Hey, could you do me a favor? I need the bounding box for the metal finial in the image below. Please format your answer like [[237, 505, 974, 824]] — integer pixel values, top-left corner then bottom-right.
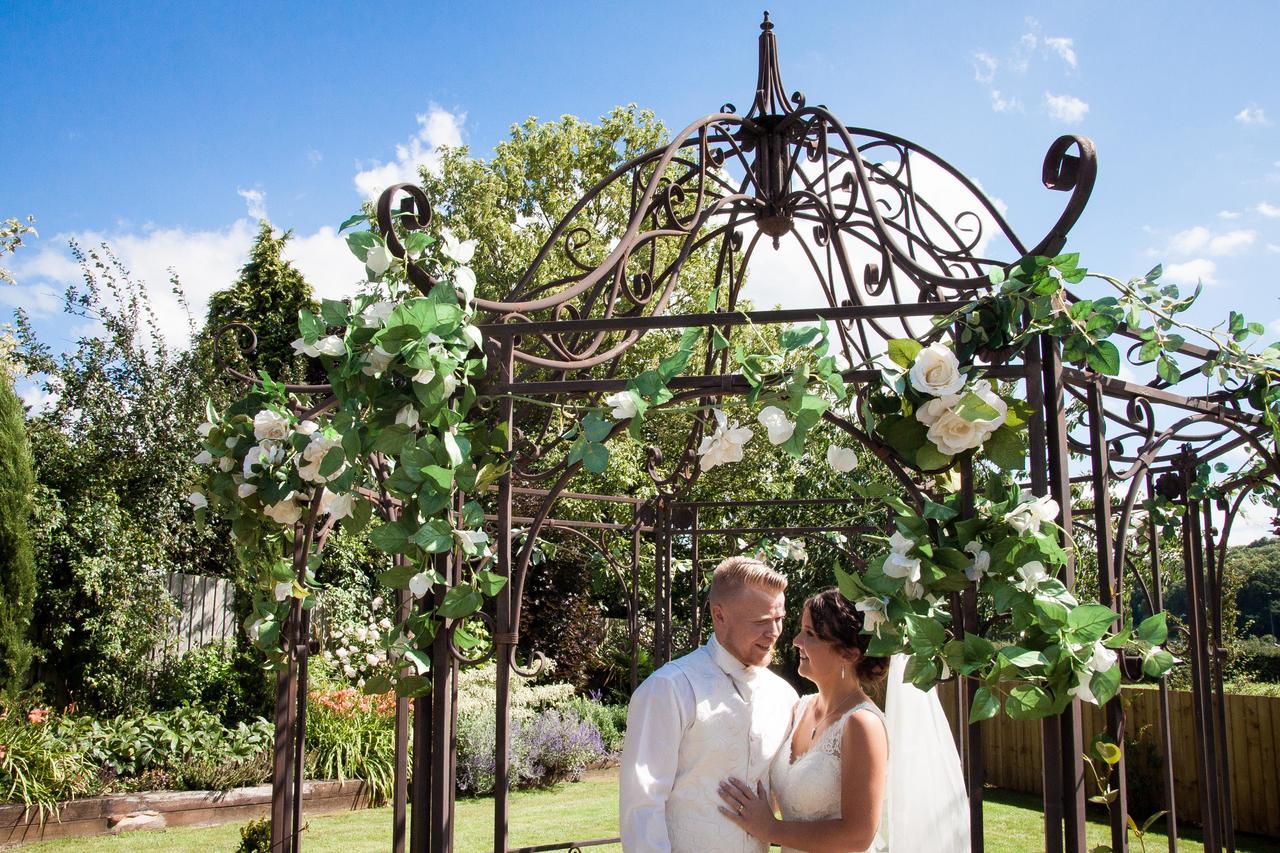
[[761, 11, 773, 31]]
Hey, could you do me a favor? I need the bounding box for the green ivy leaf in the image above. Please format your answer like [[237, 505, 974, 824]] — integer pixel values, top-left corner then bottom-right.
[[982, 425, 1025, 471], [969, 687, 1000, 723], [582, 411, 612, 443], [297, 310, 325, 344], [999, 646, 1048, 669], [1033, 597, 1070, 629], [582, 442, 610, 473], [1142, 648, 1176, 678], [886, 339, 923, 370], [396, 675, 432, 698], [412, 519, 454, 554], [476, 570, 508, 596], [369, 522, 412, 555], [1091, 664, 1121, 705], [1067, 604, 1119, 643], [438, 584, 483, 619], [1136, 612, 1168, 645], [1006, 684, 1053, 720]]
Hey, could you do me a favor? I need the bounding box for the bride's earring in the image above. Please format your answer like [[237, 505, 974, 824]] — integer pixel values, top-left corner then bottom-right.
[[841, 666, 846, 680]]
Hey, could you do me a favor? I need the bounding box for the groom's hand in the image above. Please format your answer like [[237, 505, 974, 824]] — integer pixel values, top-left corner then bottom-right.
[[717, 777, 776, 840]]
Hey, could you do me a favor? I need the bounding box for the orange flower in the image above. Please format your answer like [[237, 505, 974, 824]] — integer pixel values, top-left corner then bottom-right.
[[27, 707, 49, 725], [0, 744, 8, 762]]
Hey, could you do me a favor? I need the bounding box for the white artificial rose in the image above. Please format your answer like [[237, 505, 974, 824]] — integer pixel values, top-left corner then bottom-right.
[[605, 391, 638, 420], [395, 405, 420, 429], [855, 597, 888, 636], [264, 497, 303, 526], [273, 580, 294, 602], [757, 406, 795, 445], [217, 455, 235, 473], [440, 228, 476, 265], [909, 342, 965, 397], [412, 368, 436, 385], [1005, 491, 1061, 535], [914, 394, 962, 427], [454, 529, 489, 553], [296, 433, 346, 483], [1015, 560, 1050, 592], [371, 596, 383, 610], [785, 539, 808, 564], [964, 540, 991, 582], [187, 491, 207, 509], [903, 579, 926, 600], [225, 436, 239, 449], [321, 492, 355, 520], [193, 450, 214, 466], [291, 338, 321, 358], [408, 571, 432, 599], [197, 421, 214, 437], [926, 409, 986, 456], [242, 442, 284, 480], [696, 409, 753, 471], [972, 383, 1009, 437], [314, 335, 347, 357], [237, 482, 258, 499], [361, 345, 394, 377], [295, 420, 320, 436], [1069, 675, 1099, 705], [1086, 640, 1117, 674], [826, 444, 859, 473], [440, 373, 458, 398], [253, 409, 291, 441], [454, 266, 477, 304], [883, 552, 922, 584], [888, 530, 914, 554], [360, 301, 395, 328], [366, 244, 394, 276]]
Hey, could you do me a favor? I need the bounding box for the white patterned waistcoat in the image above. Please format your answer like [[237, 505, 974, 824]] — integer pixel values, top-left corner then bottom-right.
[[663, 638, 797, 853]]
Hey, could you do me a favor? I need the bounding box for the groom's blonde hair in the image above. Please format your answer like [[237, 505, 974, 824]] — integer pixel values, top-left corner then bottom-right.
[[707, 556, 787, 605]]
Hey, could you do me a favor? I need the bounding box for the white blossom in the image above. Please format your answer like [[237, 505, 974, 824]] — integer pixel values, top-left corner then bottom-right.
[[359, 301, 395, 328], [855, 597, 888, 636], [412, 368, 436, 385], [1068, 674, 1099, 705], [394, 405, 420, 429], [320, 492, 355, 520], [296, 420, 320, 436], [964, 540, 991, 582], [292, 337, 321, 358], [785, 538, 808, 564], [926, 408, 987, 456], [366, 243, 394, 276], [408, 571, 432, 599], [242, 442, 285, 479], [915, 394, 962, 427], [888, 530, 914, 554], [225, 436, 239, 448], [237, 482, 258, 499], [187, 491, 207, 509], [883, 551, 922, 584], [1015, 560, 1050, 592], [253, 409, 291, 441], [365, 652, 380, 667], [197, 421, 214, 437], [193, 450, 214, 466], [343, 664, 357, 678], [264, 496, 303, 525], [296, 433, 346, 483], [1085, 640, 1117, 674], [1005, 491, 1061, 535], [909, 343, 966, 397], [314, 335, 347, 357], [605, 391, 638, 420], [454, 529, 489, 552], [441, 228, 477, 265], [273, 580, 294, 602], [217, 455, 235, 473], [825, 444, 859, 473], [903, 579, 926, 600], [361, 345, 394, 377], [454, 266, 477, 304], [371, 596, 383, 610], [696, 409, 754, 471], [757, 406, 796, 445]]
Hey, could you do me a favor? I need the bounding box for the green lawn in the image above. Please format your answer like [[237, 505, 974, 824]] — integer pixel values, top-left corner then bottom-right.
[[16, 771, 1280, 852]]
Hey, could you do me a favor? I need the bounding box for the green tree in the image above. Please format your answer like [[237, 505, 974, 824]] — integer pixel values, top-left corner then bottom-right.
[[201, 221, 319, 386], [0, 372, 36, 694]]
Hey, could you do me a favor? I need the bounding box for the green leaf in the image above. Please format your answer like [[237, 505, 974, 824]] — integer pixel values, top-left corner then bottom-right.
[[476, 570, 508, 596], [969, 687, 1000, 722], [916, 442, 952, 470], [780, 325, 823, 351], [904, 654, 940, 689], [362, 674, 393, 695], [955, 391, 1001, 422], [582, 411, 612, 443], [396, 675, 431, 698], [921, 498, 959, 522], [412, 519, 454, 553], [369, 522, 412, 555], [886, 339, 923, 369], [443, 432, 464, 467], [339, 213, 367, 232], [1085, 341, 1121, 376], [1136, 612, 1168, 645], [345, 230, 377, 262], [999, 647, 1048, 669], [1068, 604, 1119, 643], [438, 584, 483, 619], [297, 310, 325, 344], [1033, 597, 1070, 629], [1006, 684, 1053, 720], [982, 425, 1025, 471], [1142, 648, 1176, 678], [1091, 664, 1121, 705], [376, 564, 420, 588], [582, 442, 610, 473]]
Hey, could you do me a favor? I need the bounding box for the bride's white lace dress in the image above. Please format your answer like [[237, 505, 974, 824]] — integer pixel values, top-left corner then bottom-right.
[[769, 694, 889, 853]]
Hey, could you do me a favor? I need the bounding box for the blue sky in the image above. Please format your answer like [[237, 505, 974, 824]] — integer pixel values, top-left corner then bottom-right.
[[4, 2, 1280, 525]]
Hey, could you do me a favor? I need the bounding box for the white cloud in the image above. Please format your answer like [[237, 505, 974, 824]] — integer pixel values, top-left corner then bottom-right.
[[353, 106, 465, 199], [990, 90, 1022, 113], [1235, 106, 1271, 126], [1163, 258, 1217, 286], [1267, 244, 1280, 254], [1255, 201, 1280, 218], [17, 380, 60, 413], [1207, 229, 1256, 255], [1045, 92, 1089, 123], [306, 148, 323, 166], [1168, 225, 1210, 255], [1044, 37, 1077, 68], [237, 188, 267, 220], [1218, 210, 1241, 220], [972, 51, 997, 83], [283, 227, 365, 302]]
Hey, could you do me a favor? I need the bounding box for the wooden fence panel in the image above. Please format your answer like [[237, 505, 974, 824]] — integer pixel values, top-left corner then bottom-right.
[[152, 573, 238, 661], [936, 683, 1280, 836]]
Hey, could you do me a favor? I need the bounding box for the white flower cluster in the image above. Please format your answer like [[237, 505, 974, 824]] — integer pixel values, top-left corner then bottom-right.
[[908, 343, 1008, 456], [322, 606, 394, 687]]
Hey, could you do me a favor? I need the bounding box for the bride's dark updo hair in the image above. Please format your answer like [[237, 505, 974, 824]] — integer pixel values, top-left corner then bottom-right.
[[804, 587, 891, 684]]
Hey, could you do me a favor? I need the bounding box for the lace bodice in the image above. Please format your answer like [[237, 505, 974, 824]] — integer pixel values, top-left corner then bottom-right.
[[769, 694, 889, 853]]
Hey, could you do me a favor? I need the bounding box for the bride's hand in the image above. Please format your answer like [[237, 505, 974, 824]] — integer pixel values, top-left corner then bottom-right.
[[717, 777, 775, 840]]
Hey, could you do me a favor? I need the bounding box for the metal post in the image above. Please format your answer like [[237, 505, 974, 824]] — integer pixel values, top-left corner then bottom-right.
[[392, 580, 410, 853], [1087, 382, 1128, 852], [493, 336, 516, 853], [1201, 500, 1235, 852], [630, 526, 640, 694], [429, 547, 456, 853], [1147, 474, 1178, 853], [958, 458, 985, 853]]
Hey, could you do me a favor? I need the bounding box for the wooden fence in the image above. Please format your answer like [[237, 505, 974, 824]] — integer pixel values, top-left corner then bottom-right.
[[151, 573, 238, 659], [936, 682, 1280, 837]]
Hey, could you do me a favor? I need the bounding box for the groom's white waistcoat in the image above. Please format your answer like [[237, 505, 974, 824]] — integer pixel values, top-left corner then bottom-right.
[[619, 635, 798, 853]]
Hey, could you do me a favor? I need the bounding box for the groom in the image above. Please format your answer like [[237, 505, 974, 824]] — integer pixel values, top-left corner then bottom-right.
[[620, 556, 797, 852]]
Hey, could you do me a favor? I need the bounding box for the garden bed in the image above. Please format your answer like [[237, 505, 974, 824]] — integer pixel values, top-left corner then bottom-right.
[[0, 779, 369, 846]]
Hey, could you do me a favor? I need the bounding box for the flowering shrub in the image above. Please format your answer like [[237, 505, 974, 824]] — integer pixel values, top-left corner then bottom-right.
[[320, 608, 394, 689], [456, 661, 575, 720], [304, 687, 396, 806], [456, 707, 606, 795], [0, 704, 96, 815]]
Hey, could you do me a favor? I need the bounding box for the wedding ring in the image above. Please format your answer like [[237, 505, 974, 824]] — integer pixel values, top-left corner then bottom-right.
[[737, 805, 744, 814]]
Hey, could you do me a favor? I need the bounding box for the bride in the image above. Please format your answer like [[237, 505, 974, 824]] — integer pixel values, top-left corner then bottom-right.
[[717, 588, 970, 852]]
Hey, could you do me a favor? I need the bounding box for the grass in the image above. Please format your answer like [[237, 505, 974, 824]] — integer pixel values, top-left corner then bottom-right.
[[15, 770, 1280, 852]]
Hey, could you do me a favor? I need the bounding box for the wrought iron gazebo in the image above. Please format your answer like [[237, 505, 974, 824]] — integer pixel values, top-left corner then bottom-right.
[[258, 14, 1267, 853]]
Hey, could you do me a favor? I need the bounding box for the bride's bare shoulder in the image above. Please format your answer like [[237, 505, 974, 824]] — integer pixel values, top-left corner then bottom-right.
[[841, 707, 888, 758]]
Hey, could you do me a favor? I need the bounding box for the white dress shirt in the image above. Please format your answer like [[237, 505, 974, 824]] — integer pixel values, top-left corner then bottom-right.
[[619, 635, 798, 852]]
